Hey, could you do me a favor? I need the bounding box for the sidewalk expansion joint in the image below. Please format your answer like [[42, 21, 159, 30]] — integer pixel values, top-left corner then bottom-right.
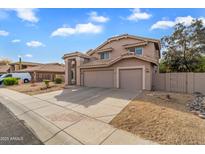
[[33, 95, 115, 125], [99, 128, 117, 145], [44, 119, 84, 144]]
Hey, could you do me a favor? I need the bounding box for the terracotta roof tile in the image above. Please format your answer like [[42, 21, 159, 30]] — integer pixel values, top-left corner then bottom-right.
[[80, 54, 158, 68], [16, 63, 65, 73], [10, 61, 42, 66], [0, 65, 10, 73], [62, 52, 91, 59], [81, 59, 112, 67]]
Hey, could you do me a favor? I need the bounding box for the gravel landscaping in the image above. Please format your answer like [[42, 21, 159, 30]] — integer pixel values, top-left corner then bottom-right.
[[110, 91, 205, 144], [187, 92, 205, 118], [6, 82, 65, 95]]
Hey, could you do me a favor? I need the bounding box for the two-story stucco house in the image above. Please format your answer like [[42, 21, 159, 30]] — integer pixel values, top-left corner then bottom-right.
[[63, 34, 160, 91]]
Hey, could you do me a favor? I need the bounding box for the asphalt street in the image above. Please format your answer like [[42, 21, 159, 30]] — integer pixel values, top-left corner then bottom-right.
[[0, 102, 43, 145]]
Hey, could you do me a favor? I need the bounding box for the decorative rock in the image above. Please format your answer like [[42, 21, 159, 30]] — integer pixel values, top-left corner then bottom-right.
[[199, 114, 205, 119], [187, 92, 205, 118]]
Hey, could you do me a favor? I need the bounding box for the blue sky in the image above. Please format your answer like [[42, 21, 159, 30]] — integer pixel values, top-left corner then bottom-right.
[[1, 8, 205, 63]]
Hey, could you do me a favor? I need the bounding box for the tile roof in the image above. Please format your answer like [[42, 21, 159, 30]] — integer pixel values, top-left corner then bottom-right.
[[10, 61, 42, 66], [123, 41, 148, 48], [62, 51, 91, 59], [80, 53, 158, 68], [81, 59, 112, 67], [87, 34, 160, 56], [16, 63, 65, 73], [107, 34, 160, 43], [0, 65, 10, 73]]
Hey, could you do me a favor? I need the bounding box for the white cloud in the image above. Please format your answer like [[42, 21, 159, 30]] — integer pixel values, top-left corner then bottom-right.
[[51, 22, 103, 37], [51, 27, 76, 36], [89, 11, 109, 23], [11, 39, 21, 43], [15, 9, 38, 23], [18, 54, 33, 58], [0, 30, 9, 36], [24, 54, 33, 58], [151, 16, 205, 30], [26, 41, 45, 47], [5, 8, 39, 23], [127, 8, 152, 21], [151, 21, 175, 30], [175, 16, 195, 26]]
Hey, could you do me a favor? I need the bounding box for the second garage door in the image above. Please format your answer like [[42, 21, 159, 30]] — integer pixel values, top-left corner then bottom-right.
[[119, 68, 142, 91], [84, 70, 114, 88]]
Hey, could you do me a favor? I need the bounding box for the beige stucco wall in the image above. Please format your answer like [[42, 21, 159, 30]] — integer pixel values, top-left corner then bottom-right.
[[64, 37, 159, 90], [80, 58, 152, 90], [90, 37, 158, 63], [64, 59, 69, 85]]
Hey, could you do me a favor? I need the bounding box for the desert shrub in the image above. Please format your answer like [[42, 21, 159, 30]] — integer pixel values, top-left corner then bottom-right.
[[54, 78, 62, 84], [43, 80, 51, 88], [3, 77, 19, 86]]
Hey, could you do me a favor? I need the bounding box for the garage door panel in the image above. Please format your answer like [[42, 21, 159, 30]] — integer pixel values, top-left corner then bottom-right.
[[119, 69, 142, 91], [84, 70, 114, 88], [84, 71, 97, 87]]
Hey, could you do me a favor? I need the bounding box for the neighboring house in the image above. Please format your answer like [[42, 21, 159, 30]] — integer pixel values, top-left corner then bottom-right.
[[16, 63, 65, 82], [10, 61, 42, 72], [63, 34, 160, 91], [0, 65, 10, 75]]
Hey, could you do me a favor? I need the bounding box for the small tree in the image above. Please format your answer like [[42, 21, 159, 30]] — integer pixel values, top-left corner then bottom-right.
[[161, 19, 205, 72], [43, 80, 50, 89], [159, 59, 169, 73], [195, 56, 205, 72], [0, 58, 11, 66], [54, 78, 62, 84]]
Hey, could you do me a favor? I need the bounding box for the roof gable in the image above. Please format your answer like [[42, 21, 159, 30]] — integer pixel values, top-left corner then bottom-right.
[[87, 34, 160, 56]]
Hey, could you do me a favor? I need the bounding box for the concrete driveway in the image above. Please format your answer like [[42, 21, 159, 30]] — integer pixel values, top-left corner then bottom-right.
[[0, 87, 156, 144], [34, 86, 138, 123]]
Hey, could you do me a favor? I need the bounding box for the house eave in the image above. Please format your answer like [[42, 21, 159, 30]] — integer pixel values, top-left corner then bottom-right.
[[80, 55, 158, 69], [62, 52, 91, 60], [123, 42, 148, 49], [96, 47, 113, 53]]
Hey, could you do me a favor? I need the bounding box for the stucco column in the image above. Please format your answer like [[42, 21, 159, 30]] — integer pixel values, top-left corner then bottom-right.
[[65, 59, 72, 85], [75, 57, 84, 86]]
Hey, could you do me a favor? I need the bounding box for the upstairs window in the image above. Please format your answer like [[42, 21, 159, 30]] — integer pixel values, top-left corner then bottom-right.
[[134, 47, 143, 55], [100, 52, 110, 59]]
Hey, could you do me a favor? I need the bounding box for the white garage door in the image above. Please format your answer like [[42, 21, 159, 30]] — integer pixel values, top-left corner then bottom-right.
[[84, 70, 114, 88], [119, 69, 142, 91]]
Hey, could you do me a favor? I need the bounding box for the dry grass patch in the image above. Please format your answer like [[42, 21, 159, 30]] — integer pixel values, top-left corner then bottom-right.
[[6, 82, 65, 95], [110, 91, 205, 144], [137, 91, 193, 113]]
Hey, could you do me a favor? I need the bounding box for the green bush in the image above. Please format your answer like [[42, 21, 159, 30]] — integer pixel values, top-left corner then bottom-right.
[[3, 77, 19, 86], [43, 80, 51, 88], [54, 78, 62, 84]]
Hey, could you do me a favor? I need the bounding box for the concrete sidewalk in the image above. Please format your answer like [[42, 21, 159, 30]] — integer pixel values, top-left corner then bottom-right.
[[0, 101, 43, 145], [0, 88, 156, 145]]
